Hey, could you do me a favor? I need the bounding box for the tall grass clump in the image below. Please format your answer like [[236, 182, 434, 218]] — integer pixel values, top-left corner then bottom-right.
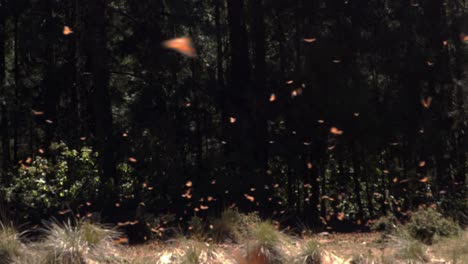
[[241, 221, 288, 264], [293, 239, 321, 264], [0, 222, 24, 264], [41, 219, 117, 264]]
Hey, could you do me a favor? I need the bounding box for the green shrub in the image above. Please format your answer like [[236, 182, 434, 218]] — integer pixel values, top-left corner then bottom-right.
[[405, 208, 461, 244], [4, 142, 101, 220], [211, 209, 260, 243], [370, 214, 398, 233], [440, 194, 468, 227], [188, 216, 206, 240]]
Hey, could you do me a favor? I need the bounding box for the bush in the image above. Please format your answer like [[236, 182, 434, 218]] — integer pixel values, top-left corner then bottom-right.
[[211, 209, 260, 243], [370, 214, 398, 233], [4, 143, 101, 221], [405, 208, 461, 244]]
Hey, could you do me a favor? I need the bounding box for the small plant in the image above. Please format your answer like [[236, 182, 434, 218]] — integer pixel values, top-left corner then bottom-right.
[[398, 239, 429, 263], [405, 208, 461, 244], [251, 222, 279, 249], [294, 239, 321, 264], [0, 222, 24, 264], [188, 215, 206, 241], [349, 254, 366, 264], [245, 221, 287, 264], [182, 244, 202, 264]]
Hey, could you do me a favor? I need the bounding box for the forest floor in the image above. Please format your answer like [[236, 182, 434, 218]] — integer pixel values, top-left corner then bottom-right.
[[110, 230, 468, 264]]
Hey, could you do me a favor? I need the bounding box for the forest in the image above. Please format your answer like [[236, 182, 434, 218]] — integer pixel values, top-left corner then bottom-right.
[[0, 0, 467, 263]]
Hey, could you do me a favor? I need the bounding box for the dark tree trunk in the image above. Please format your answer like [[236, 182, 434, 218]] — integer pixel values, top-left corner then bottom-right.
[[251, 0, 270, 210], [12, 14, 19, 162], [43, 0, 59, 147], [215, 0, 224, 89], [84, 0, 118, 189], [0, 0, 10, 176], [226, 0, 253, 209]]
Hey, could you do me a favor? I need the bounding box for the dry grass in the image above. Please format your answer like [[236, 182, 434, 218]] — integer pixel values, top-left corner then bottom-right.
[[0, 221, 25, 264]]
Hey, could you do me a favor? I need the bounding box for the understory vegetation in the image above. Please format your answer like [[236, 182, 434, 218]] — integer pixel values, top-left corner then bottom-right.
[[0, 208, 465, 264]]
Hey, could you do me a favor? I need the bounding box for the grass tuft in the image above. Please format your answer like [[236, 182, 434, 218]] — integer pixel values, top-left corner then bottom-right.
[[294, 239, 321, 264], [0, 222, 24, 264], [41, 219, 118, 264]]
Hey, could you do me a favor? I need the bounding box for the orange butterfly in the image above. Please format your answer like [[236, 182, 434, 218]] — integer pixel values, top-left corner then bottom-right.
[[421, 97, 432, 108], [162, 37, 197, 57], [330, 127, 344, 135], [269, 93, 276, 102], [63, 26, 73, 35], [303, 38, 317, 43]]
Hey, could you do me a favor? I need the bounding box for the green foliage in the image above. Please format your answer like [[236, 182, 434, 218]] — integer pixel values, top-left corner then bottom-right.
[[4, 143, 100, 220], [246, 221, 287, 264], [405, 208, 461, 244], [188, 216, 205, 240], [211, 209, 261, 243], [251, 222, 280, 249], [370, 214, 398, 233], [440, 194, 468, 227]]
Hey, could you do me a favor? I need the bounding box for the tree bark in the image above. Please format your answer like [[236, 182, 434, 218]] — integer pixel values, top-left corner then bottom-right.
[[84, 0, 118, 187], [0, 0, 10, 176]]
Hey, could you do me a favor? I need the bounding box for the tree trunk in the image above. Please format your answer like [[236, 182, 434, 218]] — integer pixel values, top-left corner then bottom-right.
[[84, 0, 118, 188], [0, 0, 10, 176]]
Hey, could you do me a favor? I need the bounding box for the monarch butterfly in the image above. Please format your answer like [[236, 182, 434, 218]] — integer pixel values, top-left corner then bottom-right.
[[162, 37, 197, 58], [63, 26, 73, 35]]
